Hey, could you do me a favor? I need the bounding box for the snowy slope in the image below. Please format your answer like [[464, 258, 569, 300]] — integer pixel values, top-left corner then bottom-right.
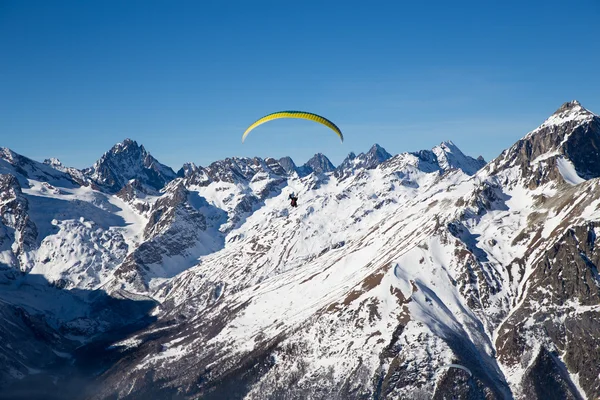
[[90, 144, 508, 399]]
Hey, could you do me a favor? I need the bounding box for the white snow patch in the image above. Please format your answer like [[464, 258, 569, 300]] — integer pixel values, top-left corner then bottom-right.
[[556, 157, 585, 185]]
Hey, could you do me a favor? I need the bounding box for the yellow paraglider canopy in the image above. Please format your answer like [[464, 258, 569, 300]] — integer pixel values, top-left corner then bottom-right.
[[242, 111, 343, 143]]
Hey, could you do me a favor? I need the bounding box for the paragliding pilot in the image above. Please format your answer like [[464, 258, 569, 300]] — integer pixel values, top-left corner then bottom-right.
[[288, 192, 298, 208]]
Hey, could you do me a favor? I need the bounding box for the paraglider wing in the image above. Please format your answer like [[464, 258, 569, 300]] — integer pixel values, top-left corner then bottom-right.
[[242, 111, 343, 143]]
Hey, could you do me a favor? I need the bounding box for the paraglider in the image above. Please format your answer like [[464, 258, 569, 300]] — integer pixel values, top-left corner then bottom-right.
[[288, 192, 298, 207], [242, 111, 343, 143]]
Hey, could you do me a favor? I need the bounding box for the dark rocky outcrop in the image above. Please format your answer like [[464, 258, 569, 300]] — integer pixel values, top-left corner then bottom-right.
[[83, 139, 176, 193]]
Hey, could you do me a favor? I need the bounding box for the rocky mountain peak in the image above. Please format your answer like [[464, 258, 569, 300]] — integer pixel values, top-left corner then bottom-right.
[[204, 157, 261, 183], [551, 100, 587, 116], [43, 158, 63, 168], [84, 139, 176, 193], [0, 147, 16, 163], [278, 156, 297, 175], [533, 100, 595, 133], [177, 162, 201, 178], [436, 140, 457, 151], [187, 156, 288, 185], [431, 141, 486, 176], [366, 143, 392, 165], [335, 144, 393, 179], [112, 138, 141, 153], [264, 157, 287, 176], [368, 143, 388, 155], [489, 101, 599, 187], [301, 153, 335, 175]]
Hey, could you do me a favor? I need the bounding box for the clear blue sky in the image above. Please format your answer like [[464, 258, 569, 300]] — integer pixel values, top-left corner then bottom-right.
[[1, 0, 599, 170]]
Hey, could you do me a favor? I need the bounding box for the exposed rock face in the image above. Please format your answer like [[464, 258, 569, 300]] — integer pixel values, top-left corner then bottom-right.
[[520, 347, 581, 400], [83, 139, 176, 193], [112, 180, 224, 292], [298, 153, 336, 176], [495, 213, 600, 399], [115, 179, 149, 203], [278, 156, 298, 175], [335, 144, 393, 179], [564, 119, 600, 179], [176, 162, 212, 187], [115, 179, 155, 215], [0, 174, 38, 271], [264, 157, 287, 177], [183, 156, 286, 185], [142, 182, 205, 241], [489, 100, 599, 188]]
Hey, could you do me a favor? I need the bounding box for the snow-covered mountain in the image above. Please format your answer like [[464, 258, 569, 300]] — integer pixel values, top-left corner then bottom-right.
[[488, 100, 599, 187], [335, 143, 393, 179], [83, 138, 177, 193], [335, 141, 485, 181], [298, 153, 336, 176], [1, 101, 600, 400]]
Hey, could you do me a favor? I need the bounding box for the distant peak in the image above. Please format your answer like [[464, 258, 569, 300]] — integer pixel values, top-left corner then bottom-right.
[[528, 100, 596, 135], [434, 140, 461, 155], [367, 143, 392, 160], [367, 143, 388, 154], [430, 141, 486, 175], [278, 156, 296, 165], [553, 100, 584, 115], [180, 162, 199, 174], [0, 147, 18, 163], [111, 138, 142, 154], [278, 156, 297, 175], [552, 100, 597, 120], [182, 161, 197, 169], [177, 162, 201, 178], [439, 140, 456, 147], [306, 153, 332, 164], [306, 153, 331, 165], [0, 147, 14, 156], [86, 139, 176, 192], [121, 138, 137, 146], [43, 157, 63, 167], [302, 153, 335, 174]]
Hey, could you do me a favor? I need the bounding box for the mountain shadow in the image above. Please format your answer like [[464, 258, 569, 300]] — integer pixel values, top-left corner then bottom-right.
[[0, 272, 158, 400]]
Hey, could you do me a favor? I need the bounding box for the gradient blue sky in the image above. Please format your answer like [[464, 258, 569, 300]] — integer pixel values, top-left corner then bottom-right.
[[1, 0, 599, 170]]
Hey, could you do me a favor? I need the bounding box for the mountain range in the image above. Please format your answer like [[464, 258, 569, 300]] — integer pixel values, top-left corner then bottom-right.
[[0, 100, 599, 399]]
